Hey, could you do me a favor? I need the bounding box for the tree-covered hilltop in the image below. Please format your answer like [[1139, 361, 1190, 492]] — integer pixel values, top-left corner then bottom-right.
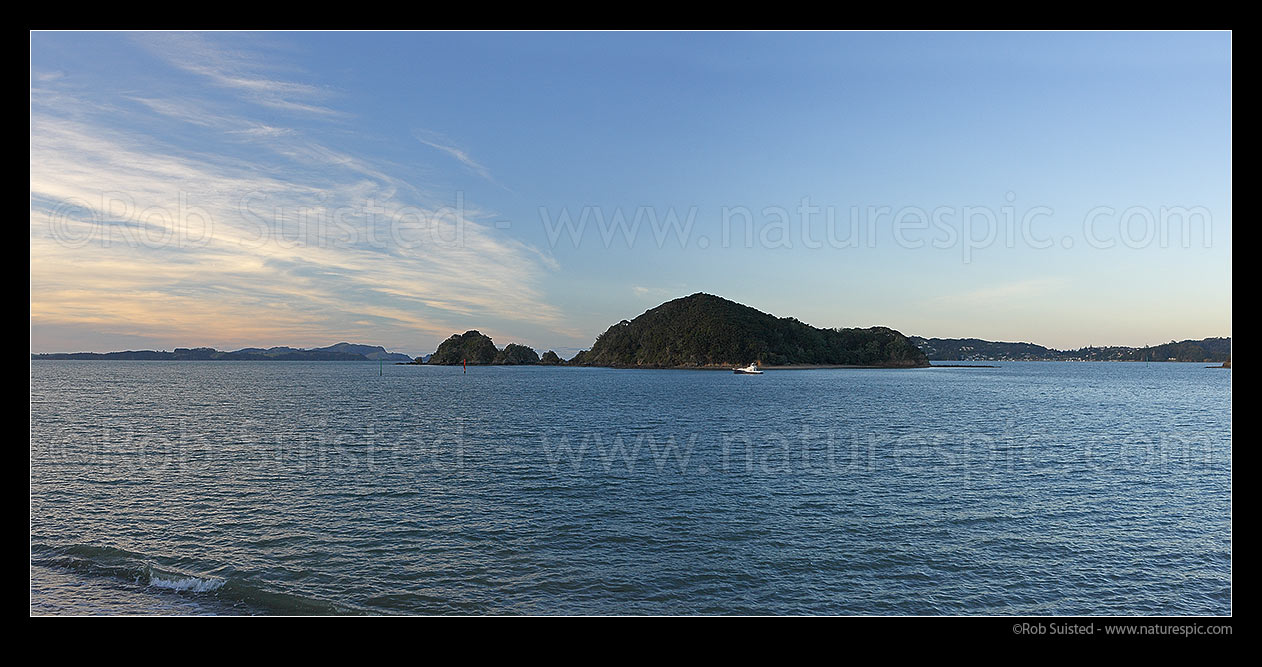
[[427, 330, 498, 364], [1114, 338, 1231, 362], [570, 293, 929, 368], [539, 350, 563, 365], [494, 343, 541, 365]]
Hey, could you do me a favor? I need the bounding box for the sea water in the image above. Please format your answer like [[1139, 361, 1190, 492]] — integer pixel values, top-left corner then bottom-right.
[[30, 361, 1231, 615]]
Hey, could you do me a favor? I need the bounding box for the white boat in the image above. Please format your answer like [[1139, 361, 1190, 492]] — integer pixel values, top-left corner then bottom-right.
[[733, 363, 763, 374]]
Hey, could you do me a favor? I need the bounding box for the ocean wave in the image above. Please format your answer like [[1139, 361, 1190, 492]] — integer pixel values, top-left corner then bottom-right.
[[31, 543, 340, 615], [147, 568, 225, 593]]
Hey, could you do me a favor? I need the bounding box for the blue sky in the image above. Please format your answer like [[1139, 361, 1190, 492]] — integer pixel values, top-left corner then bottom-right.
[[30, 31, 1231, 355]]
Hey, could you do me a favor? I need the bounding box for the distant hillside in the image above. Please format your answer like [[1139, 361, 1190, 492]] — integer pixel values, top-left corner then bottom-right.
[[234, 342, 412, 363], [911, 336, 1231, 363], [312, 343, 412, 363], [571, 293, 928, 368], [32, 342, 412, 362], [909, 337, 1058, 361]]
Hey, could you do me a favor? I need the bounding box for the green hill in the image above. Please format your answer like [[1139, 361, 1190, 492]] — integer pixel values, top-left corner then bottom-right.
[[570, 293, 928, 368]]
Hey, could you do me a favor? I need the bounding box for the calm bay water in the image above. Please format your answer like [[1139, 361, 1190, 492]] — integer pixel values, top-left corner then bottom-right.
[[30, 361, 1231, 615]]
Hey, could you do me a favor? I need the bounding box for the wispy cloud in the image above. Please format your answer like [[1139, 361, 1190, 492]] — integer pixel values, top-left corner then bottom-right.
[[133, 32, 343, 117], [30, 34, 562, 354], [414, 130, 497, 184]]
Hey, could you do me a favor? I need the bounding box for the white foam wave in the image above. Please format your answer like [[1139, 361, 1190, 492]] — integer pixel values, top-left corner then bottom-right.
[[148, 568, 225, 593]]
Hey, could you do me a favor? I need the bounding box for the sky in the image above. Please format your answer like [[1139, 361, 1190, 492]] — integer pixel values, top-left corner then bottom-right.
[[30, 31, 1231, 356]]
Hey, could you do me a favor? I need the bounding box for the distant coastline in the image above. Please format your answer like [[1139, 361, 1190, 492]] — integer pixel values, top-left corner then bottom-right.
[[31, 343, 412, 363], [911, 336, 1231, 363]]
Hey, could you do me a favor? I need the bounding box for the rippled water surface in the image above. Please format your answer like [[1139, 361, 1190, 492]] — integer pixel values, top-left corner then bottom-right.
[[30, 361, 1231, 615]]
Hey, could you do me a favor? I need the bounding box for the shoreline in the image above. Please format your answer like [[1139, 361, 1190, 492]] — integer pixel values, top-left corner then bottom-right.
[[422, 362, 931, 370]]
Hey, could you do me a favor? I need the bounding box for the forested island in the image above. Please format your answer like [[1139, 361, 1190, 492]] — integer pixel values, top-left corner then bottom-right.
[[567, 293, 927, 368]]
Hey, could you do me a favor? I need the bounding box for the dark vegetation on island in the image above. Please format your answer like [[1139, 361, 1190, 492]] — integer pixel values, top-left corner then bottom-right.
[[426, 330, 498, 365], [911, 336, 1232, 363], [496, 343, 541, 365], [567, 293, 927, 368]]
